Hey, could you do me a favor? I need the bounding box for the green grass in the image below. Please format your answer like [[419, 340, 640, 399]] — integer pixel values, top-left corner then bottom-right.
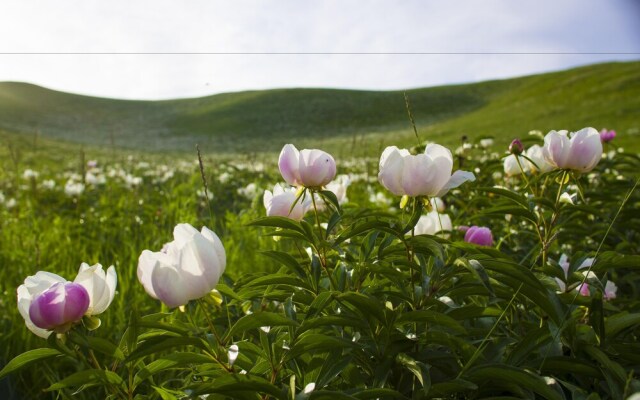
[[0, 60, 638, 154]]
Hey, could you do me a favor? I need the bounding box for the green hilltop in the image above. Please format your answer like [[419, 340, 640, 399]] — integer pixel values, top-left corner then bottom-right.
[[0, 61, 638, 154]]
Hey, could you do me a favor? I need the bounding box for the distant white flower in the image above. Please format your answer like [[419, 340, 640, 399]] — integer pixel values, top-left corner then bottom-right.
[[124, 174, 142, 188], [218, 172, 231, 183], [85, 172, 106, 185], [64, 181, 85, 197], [263, 184, 308, 220], [6, 198, 17, 209], [22, 169, 39, 180], [413, 211, 452, 236], [324, 174, 351, 204], [41, 179, 56, 190], [479, 138, 494, 148], [238, 183, 259, 199], [503, 154, 529, 176]]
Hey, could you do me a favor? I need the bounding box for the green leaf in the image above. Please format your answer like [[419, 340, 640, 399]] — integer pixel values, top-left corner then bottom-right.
[[401, 198, 423, 234], [0, 348, 62, 379], [245, 273, 312, 291], [473, 256, 565, 324], [583, 345, 627, 384], [396, 353, 430, 393], [395, 310, 466, 334], [68, 332, 124, 361], [506, 326, 552, 366], [589, 294, 605, 344], [134, 352, 214, 387], [336, 292, 385, 322], [478, 186, 529, 208], [152, 386, 179, 400], [306, 291, 335, 318], [326, 210, 342, 234], [247, 216, 306, 235], [465, 364, 562, 400], [309, 391, 358, 400], [287, 333, 356, 360], [318, 190, 341, 212], [226, 312, 299, 339], [336, 220, 401, 245], [351, 388, 408, 399], [540, 357, 602, 379], [462, 258, 496, 298], [260, 250, 307, 277], [482, 205, 537, 224], [428, 379, 478, 396], [216, 283, 244, 302], [125, 336, 210, 363], [606, 312, 640, 339], [46, 369, 123, 391], [407, 235, 445, 260], [189, 374, 285, 399], [299, 315, 368, 333]]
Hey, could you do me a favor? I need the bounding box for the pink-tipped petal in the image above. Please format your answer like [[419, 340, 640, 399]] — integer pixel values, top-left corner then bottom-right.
[[279, 144, 301, 186]]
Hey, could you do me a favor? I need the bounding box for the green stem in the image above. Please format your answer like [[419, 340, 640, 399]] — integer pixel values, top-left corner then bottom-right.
[[310, 191, 338, 290]]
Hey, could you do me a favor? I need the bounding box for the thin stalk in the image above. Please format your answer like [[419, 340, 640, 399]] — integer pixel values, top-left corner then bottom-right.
[[541, 170, 568, 268], [196, 144, 215, 223], [198, 299, 225, 347], [515, 156, 534, 196], [403, 92, 422, 147], [310, 191, 338, 290]]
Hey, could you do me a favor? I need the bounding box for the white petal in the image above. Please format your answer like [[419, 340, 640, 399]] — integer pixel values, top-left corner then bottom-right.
[[200, 226, 227, 275], [173, 223, 199, 247], [151, 263, 191, 308], [137, 250, 161, 300], [436, 170, 475, 197], [278, 144, 301, 186], [378, 147, 406, 195], [401, 154, 439, 196]]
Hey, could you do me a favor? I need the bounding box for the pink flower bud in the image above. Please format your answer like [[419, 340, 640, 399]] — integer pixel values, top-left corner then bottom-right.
[[464, 226, 493, 246], [599, 129, 616, 143], [28, 282, 89, 332], [509, 139, 524, 155]]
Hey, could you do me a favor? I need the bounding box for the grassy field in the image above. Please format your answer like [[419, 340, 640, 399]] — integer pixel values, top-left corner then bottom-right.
[[0, 61, 638, 154], [1, 61, 640, 398]]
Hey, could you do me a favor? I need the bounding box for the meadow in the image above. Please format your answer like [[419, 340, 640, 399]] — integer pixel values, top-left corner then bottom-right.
[[0, 61, 639, 399], [1, 123, 639, 399]]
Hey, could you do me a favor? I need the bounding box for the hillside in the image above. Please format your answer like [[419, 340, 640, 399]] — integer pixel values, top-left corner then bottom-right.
[[0, 61, 638, 154]]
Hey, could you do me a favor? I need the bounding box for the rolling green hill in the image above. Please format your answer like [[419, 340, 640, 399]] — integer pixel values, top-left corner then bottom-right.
[[0, 61, 638, 154]]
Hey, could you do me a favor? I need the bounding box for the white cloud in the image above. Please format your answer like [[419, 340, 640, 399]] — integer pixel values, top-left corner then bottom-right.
[[0, 0, 637, 99]]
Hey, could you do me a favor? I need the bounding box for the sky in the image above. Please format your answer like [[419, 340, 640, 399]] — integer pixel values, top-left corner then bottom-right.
[[0, 0, 638, 100]]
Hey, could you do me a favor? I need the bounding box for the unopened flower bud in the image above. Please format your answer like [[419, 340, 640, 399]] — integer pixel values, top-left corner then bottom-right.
[[509, 139, 524, 155]]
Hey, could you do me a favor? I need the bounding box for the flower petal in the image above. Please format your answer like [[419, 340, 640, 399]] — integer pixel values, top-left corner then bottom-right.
[[436, 170, 475, 197], [278, 144, 301, 186]]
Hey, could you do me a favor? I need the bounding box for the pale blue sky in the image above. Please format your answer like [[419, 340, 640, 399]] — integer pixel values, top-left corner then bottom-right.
[[0, 0, 638, 99]]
